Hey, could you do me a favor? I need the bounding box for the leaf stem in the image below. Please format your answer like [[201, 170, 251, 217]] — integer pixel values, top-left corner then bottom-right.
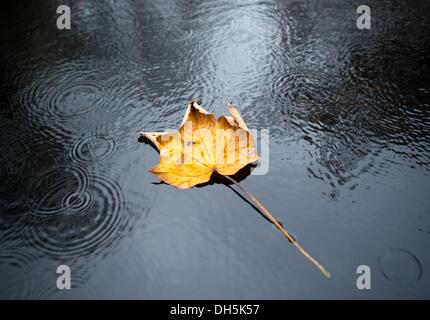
[[223, 174, 331, 278]]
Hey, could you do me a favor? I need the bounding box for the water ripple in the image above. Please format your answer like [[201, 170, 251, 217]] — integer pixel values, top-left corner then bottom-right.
[[25, 171, 135, 259], [379, 248, 423, 283], [0, 247, 40, 299], [48, 80, 104, 119], [69, 134, 117, 164], [26, 165, 91, 218], [15, 60, 110, 142]]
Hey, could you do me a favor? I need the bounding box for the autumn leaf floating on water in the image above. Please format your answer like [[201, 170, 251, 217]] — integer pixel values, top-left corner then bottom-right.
[[142, 101, 258, 188], [140, 101, 330, 278]]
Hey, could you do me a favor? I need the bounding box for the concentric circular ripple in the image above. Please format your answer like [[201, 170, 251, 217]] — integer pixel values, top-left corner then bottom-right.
[[69, 134, 117, 164], [26, 173, 135, 259], [26, 165, 90, 218], [379, 248, 423, 283], [0, 247, 40, 299], [19, 72, 105, 121], [48, 81, 104, 119], [15, 62, 109, 142]]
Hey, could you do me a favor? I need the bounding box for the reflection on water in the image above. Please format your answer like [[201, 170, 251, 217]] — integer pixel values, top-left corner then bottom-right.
[[0, 0, 429, 298]]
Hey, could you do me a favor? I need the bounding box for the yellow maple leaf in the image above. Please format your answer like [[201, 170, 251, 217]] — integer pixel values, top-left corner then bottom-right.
[[140, 101, 259, 189], [140, 101, 330, 278]]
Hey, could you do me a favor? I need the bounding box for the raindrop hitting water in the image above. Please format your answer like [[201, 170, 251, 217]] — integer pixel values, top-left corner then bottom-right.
[[379, 249, 423, 283], [25, 171, 135, 259]]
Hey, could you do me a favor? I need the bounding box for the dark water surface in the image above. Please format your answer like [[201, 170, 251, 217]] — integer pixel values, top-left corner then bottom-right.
[[1, 0, 430, 298]]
